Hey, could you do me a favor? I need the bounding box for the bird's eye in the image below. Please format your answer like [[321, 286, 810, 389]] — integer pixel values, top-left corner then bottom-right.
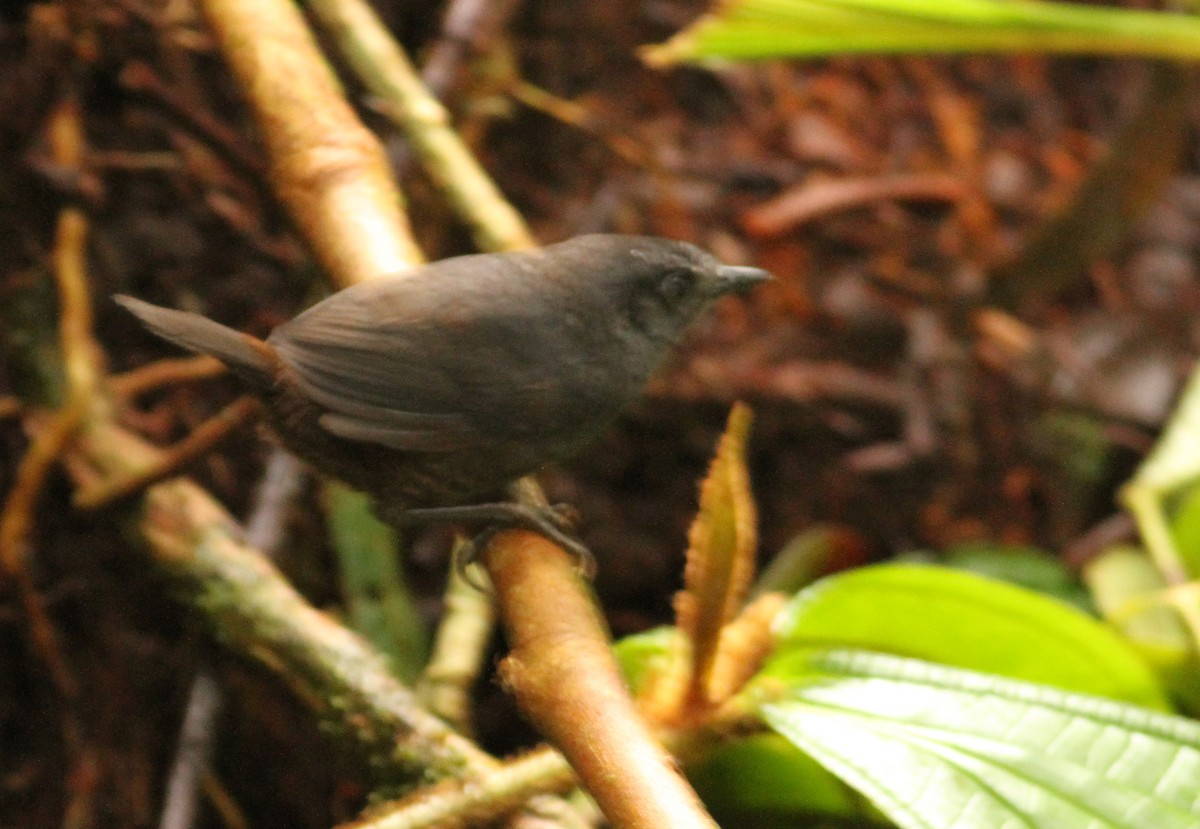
[[656, 270, 693, 305]]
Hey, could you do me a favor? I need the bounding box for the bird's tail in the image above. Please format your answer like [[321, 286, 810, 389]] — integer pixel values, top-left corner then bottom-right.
[[115, 295, 277, 386]]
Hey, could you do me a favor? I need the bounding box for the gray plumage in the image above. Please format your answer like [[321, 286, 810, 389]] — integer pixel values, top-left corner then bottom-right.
[[116, 234, 769, 522]]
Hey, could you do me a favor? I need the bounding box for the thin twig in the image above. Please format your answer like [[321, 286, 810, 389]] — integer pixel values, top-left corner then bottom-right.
[[0, 405, 85, 699], [68, 416, 495, 787], [337, 746, 575, 829], [420, 0, 520, 101], [306, 0, 535, 253], [416, 557, 496, 735], [109, 355, 227, 399], [74, 396, 261, 510], [0, 94, 101, 703], [341, 706, 768, 829], [244, 450, 307, 552], [157, 671, 223, 829], [741, 172, 964, 238], [509, 82, 647, 166], [119, 61, 265, 181]]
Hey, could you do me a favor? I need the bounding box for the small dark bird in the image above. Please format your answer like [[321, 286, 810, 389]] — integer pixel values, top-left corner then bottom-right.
[[116, 235, 769, 553]]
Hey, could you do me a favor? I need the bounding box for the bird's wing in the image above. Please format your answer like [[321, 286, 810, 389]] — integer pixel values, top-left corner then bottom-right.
[[267, 268, 565, 453], [292, 360, 482, 452]]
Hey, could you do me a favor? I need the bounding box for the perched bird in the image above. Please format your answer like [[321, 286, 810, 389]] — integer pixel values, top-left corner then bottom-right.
[[116, 234, 769, 552]]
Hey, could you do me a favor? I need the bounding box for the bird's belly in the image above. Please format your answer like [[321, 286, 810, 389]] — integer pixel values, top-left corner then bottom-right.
[[269, 379, 559, 509]]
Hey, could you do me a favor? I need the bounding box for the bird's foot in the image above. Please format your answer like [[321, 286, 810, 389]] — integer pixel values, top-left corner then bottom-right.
[[399, 501, 594, 578]]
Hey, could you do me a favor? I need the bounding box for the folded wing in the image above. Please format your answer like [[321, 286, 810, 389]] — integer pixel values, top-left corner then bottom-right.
[[267, 267, 556, 454]]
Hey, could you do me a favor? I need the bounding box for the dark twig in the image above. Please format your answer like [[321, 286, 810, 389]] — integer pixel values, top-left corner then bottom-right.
[[742, 172, 964, 239], [109, 356, 227, 399], [74, 396, 261, 510], [119, 61, 265, 181], [0, 94, 99, 704], [158, 449, 306, 829], [421, 0, 521, 101], [157, 671, 223, 829]]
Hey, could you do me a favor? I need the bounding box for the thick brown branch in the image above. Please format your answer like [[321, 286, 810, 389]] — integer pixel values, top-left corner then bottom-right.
[[198, 0, 423, 285], [487, 531, 719, 829]]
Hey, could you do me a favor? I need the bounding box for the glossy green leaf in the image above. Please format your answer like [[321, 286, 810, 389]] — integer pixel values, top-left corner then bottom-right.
[[645, 0, 1200, 65], [771, 564, 1169, 709], [757, 649, 1200, 829]]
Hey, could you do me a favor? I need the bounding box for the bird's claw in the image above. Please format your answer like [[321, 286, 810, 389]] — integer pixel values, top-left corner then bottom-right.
[[397, 500, 594, 582]]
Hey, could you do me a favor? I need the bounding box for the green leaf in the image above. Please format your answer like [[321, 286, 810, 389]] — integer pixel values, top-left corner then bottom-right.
[[1121, 360, 1200, 587], [939, 542, 1094, 612], [1169, 483, 1200, 574], [644, 0, 1200, 65], [613, 626, 678, 694], [754, 524, 868, 596], [771, 564, 1169, 709], [1127, 363, 1200, 496], [1084, 547, 1200, 713], [756, 649, 1200, 829], [324, 482, 427, 682], [687, 733, 860, 820]]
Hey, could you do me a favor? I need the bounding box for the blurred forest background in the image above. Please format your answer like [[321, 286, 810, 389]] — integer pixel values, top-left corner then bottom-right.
[[2, 1, 1199, 826]]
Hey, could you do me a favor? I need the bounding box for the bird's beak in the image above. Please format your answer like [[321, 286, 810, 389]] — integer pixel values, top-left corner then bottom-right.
[[714, 264, 772, 295]]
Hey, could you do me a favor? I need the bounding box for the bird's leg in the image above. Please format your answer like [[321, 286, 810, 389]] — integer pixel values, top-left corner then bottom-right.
[[398, 500, 594, 575]]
